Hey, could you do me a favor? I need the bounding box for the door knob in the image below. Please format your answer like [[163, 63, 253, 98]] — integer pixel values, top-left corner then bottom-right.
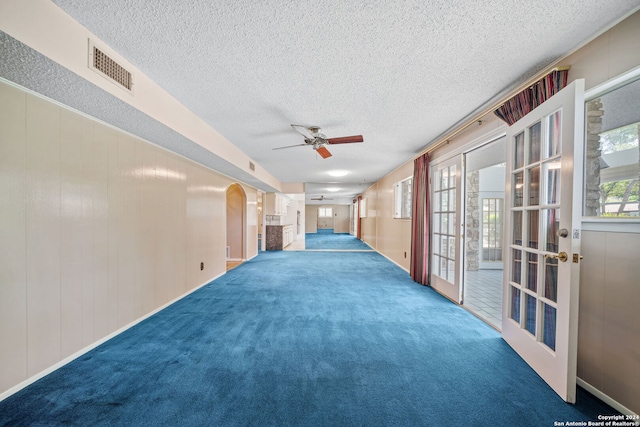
[[545, 251, 568, 262], [556, 228, 569, 238]]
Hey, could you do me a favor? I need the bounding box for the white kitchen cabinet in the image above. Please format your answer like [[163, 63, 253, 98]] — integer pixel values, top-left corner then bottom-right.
[[265, 192, 289, 216]]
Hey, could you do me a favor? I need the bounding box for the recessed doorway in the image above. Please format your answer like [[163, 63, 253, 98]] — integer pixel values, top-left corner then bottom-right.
[[226, 183, 246, 270]]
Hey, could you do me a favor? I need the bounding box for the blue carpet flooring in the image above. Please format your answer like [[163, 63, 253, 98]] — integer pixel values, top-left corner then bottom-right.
[[305, 229, 373, 250], [0, 251, 616, 426]]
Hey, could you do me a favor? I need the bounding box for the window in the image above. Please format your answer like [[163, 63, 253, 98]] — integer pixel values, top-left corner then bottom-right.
[[585, 76, 640, 217], [318, 207, 333, 217], [482, 198, 503, 261], [394, 177, 413, 218]]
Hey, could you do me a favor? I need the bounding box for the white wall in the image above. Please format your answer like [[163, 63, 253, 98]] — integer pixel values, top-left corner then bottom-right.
[[0, 81, 258, 396]]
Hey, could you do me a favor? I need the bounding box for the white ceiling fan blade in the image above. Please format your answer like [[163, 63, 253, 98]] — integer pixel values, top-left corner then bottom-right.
[[272, 143, 309, 151], [291, 124, 316, 140]]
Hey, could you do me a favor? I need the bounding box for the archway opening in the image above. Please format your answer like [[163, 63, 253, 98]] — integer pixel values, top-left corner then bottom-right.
[[226, 183, 246, 271]]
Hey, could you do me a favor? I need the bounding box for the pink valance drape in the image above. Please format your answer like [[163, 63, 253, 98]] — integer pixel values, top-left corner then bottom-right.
[[410, 152, 430, 285]]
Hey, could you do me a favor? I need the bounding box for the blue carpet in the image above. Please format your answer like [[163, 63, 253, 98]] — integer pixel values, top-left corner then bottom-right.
[[0, 251, 616, 426], [305, 230, 373, 250]]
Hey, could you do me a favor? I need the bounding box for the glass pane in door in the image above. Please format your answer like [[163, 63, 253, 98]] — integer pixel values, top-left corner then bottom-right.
[[543, 304, 557, 350], [528, 166, 540, 206], [525, 293, 537, 336], [526, 252, 538, 292], [513, 211, 523, 245], [542, 208, 560, 253], [514, 172, 524, 207], [544, 163, 561, 205], [529, 122, 542, 163], [544, 257, 558, 302], [510, 286, 521, 322], [515, 132, 525, 169], [547, 110, 562, 157], [527, 210, 539, 249]]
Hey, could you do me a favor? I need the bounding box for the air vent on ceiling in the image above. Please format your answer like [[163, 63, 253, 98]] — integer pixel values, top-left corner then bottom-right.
[[249, 162, 255, 171], [88, 40, 133, 93]]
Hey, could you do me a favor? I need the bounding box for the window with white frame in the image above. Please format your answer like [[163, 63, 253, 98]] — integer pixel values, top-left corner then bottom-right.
[[394, 177, 413, 218], [318, 207, 333, 217], [585, 76, 640, 217]]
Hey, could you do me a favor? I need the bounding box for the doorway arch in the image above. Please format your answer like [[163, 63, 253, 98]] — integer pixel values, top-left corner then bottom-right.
[[226, 183, 246, 268]]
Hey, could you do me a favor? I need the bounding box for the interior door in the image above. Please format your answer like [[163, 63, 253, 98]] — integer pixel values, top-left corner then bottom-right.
[[502, 79, 585, 403], [431, 155, 463, 303]]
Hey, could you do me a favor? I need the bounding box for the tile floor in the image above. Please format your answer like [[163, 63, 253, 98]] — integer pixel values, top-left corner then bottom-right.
[[463, 269, 503, 330]]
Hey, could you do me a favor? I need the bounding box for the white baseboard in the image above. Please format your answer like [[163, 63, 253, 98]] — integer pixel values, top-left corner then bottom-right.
[[0, 273, 224, 402], [375, 249, 410, 273]]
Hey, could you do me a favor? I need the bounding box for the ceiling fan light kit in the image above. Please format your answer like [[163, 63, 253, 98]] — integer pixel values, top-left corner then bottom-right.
[[272, 124, 364, 159]]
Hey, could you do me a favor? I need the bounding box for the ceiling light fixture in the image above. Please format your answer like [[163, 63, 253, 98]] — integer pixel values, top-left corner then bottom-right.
[[327, 170, 349, 177], [326, 188, 340, 192]]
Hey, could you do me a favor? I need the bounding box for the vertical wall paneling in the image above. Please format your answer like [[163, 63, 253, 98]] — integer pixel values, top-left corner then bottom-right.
[[25, 94, 62, 375], [80, 117, 95, 346], [116, 133, 136, 327], [59, 108, 84, 358], [107, 126, 120, 333], [132, 138, 144, 319], [0, 84, 28, 391], [91, 123, 111, 340], [0, 80, 255, 396], [190, 165, 208, 287], [140, 144, 157, 314], [601, 232, 640, 411], [577, 231, 605, 389], [157, 151, 170, 306], [211, 176, 226, 274]]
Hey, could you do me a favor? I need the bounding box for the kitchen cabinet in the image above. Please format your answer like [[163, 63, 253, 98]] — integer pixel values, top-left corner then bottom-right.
[[265, 193, 289, 216]]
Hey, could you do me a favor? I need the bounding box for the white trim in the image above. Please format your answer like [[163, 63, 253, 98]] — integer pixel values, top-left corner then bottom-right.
[[430, 127, 507, 168], [577, 378, 639, 417], [585, 65, 640, 101], [581, 217, 640, 233], [0, 273, 224, 403], [376, 249, 410, 273]]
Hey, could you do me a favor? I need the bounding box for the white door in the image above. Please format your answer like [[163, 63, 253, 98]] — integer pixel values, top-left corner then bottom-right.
[[431, 155, 463, 303], [502, 79, 585, 403]]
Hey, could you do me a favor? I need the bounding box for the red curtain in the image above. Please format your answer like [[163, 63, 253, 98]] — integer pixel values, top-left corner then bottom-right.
[[410, 152, 430, 285], [494, 69, 569, 126]]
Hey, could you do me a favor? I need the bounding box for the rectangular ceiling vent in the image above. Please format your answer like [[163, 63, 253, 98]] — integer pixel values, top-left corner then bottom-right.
[[88, 40, 133, 93]]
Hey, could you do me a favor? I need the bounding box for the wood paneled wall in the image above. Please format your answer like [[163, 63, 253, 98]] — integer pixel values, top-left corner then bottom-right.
[[578, 230, 640, 413], [0, 81, 257, 395]]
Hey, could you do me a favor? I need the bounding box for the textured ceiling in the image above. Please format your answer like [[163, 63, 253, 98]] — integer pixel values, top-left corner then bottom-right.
[[31, 1, 640, 200]]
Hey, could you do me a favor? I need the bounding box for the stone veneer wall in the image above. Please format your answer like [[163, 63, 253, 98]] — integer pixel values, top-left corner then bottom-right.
[[585, 98, 603, 216], [465, 170, 480, 271]]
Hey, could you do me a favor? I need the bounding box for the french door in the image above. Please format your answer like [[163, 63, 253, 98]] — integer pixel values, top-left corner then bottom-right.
[[502, 79, 585, 403], [431, 155, 463, 303]]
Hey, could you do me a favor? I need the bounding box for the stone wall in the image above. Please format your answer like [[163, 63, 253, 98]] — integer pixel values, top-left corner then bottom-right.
[[585, 98, 603, 216], [465, 170, 480, 271]]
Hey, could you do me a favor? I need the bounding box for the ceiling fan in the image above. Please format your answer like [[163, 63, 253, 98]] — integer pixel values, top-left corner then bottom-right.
[[273, 124, 363, 159], [310, 195, 333, 201]]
